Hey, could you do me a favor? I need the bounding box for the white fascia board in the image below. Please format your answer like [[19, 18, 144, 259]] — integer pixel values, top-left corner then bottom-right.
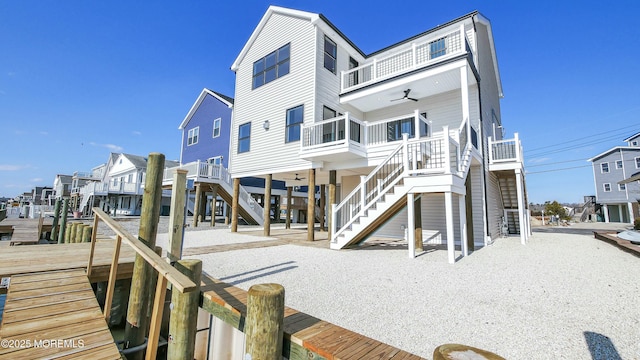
[[474, 14, 503, 98], [231, 6, 320, 71], [623, 132, 640, 142], [587, 146, 625, 162], [179, 88, 233, 130]]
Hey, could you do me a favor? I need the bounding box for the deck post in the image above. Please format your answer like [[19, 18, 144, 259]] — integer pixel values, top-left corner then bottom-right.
[[307, 169, 315, 241], [264, 174, 272, 236], [445, 191, 455, 264], [210, 184, 218, 227], [193, 183, 201, 228], [459, 194, 468, 257], [231, 178, 240, 232], [328, 170, 336, 240], [123, 153, 164, 360], [320, 184, 326, 231], [167, 259, 202, 360], [58, 198, 69, 244], [245, 283, 285, 360], [168, 169, 188, 262], [515, 168, 526, 245], [51, 198, 61, 242], [285, 187, 292, 229], [414, 195, 422, 252], [407, 193, 415, 258]]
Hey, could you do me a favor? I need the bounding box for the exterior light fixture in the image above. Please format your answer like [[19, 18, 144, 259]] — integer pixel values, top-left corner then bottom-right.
[[263, 120, 270, 130]]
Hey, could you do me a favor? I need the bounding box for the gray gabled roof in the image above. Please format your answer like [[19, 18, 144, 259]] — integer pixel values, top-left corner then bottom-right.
[[623, 132, 640, 143], [121, 153, 180, 170]]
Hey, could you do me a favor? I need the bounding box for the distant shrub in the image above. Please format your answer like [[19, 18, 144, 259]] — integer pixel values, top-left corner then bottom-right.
[[634, 217, 640, 230]]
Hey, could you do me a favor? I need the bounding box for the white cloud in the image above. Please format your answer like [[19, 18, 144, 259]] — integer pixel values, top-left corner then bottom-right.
[[0, 164, 29, 171], [31, 178, 43, 182], [89, 142, 124, 152], [132, 131, 142, 136]]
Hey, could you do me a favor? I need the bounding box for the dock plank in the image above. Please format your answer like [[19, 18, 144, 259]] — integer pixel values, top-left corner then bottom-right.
[[0, 270, 121, 359]]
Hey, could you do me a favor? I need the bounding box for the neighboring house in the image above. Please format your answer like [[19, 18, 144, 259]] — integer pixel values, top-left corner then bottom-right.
[[588, 133, 640, 223], [74, 153, 179, 216], [228, 6, 529, 261], [53, 174, 73, 199], [164, 88, 308, 226]]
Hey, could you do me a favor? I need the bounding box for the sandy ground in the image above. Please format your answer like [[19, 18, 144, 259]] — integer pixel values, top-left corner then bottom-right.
[[88, 217, 640, 359]]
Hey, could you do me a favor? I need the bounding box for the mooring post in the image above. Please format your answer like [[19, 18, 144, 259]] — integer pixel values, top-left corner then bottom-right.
[[51, 198, 61, 242], [82, 225, 92, 243], [167, 169, 187, 263], [58, 198, 69, 244], [167, 259, 202, 360], [64, 223, 72, 243], [75, 224, 86, 243], [245, 283, 285, 360], [123, 153, 165, 360], [264, 174, 272, 236], [307, 169, 316, 241], [231, 178, 240, 232]]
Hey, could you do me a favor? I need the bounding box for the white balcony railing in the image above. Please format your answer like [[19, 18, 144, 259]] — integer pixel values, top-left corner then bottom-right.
[[300, 111, 431, 156], [341, 26, 471, 93], [488, 133, 523, 164]]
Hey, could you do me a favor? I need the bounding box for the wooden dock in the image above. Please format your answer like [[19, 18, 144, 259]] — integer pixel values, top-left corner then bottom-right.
[[0, 217, 53, 246], [0, 269, 121, 359], [200, 274, 424, 359]]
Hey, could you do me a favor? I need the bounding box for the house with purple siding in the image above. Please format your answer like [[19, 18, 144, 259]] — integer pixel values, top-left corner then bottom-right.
[[179, 89, 233, 166]]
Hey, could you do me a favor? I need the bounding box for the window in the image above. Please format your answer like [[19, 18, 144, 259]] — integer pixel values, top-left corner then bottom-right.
[[285, 105, 304, 143], [603, 183, 611, 192], [619, 183, 626, 191], [127, 174, 132, 183], [322, 106, 341, 143], [600, 162, 609, 173], [213, 118, 221, 138], [323, 106, 336, 120], [253, 43, 290, 89], [187, 127, 199, 146], [387, 118, 416, 142], [324, 36, 337, 73], [633, 141, 638, 146], [636, 157, 640, 168], [348, 57, 359, 86], [208, 156, 222, 165], [429, 37, 446, 59], [616, 160, 623, 169], [238, 123, 251, 153]]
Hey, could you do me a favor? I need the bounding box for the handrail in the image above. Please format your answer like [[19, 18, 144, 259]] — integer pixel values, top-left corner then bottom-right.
[[88, 207, 197, 293]]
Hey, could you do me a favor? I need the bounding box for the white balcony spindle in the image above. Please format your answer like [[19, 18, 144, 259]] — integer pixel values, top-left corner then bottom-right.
[[443, 126, 451, 174], [345, 112, 350, 145]]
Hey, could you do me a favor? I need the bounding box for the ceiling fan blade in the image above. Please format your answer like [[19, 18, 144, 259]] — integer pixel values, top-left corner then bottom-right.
[[408, 97, 419, 102], [390, 98, 404, 102]]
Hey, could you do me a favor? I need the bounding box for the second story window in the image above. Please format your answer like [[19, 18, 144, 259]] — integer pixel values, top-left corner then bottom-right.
[[603, 183, 611, 192], [616, 160, 623, 169], [429, 37, 446, 59], [253, 43, 290, 89], [285, 105, 304, 143], [187, 127, 199, 146], [619, 183, 626, 191], [636, 156, 640, 168], [600, 162, 609, 173], [324, 36, 337, 74], [213, 118, 221, 138], [238, 122, 251, 153]]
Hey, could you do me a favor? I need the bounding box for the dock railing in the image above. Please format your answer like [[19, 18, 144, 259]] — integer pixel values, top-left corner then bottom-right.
[[87, 207, 197, 360]]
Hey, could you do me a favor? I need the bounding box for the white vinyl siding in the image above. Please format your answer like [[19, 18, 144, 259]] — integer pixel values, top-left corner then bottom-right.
[[486, 171, 503, 241], [230, 13, 316, 177]]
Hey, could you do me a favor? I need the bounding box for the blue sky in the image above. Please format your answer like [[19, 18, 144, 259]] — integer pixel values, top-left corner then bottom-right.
[[1, 0, 639, 204]]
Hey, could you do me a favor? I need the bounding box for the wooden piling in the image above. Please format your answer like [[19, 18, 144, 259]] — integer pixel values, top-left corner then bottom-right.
[[231, 178, 240, 232], [328, 170, 336, 240], [51, 198, 61, 242], [193, 184, 201, 228], [167, 259, 202, 360], [123, 153, 165, 360], [319, 184, 326, 231], [75, 224, 87, 243], [307, 169, 315, 241], [245, 283, 285, 360], [264, 174, 272, 236], [64, 223, 72, 243], [82, 225, 92, 243], [58, 198, 69, 244], [168, 169, 187, 263], [285, 187, 292, 230], [414, 196, 422, 251], [210, 184, 218, 227], [70, 223, 79, 243]]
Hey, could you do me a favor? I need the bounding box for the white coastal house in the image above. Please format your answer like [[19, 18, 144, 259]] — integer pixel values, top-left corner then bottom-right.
[[72, 153, 178, 216], [228, 6, 529, 262]]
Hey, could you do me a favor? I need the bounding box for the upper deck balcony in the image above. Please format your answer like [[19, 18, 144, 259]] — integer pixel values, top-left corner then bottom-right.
[[488, 134, 524, 171], [340, 25, 476, 112]]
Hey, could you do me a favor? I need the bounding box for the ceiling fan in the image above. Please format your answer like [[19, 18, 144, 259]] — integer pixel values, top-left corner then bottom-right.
[[284, 173, 306, 181], [391, 89, 418, 102]]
